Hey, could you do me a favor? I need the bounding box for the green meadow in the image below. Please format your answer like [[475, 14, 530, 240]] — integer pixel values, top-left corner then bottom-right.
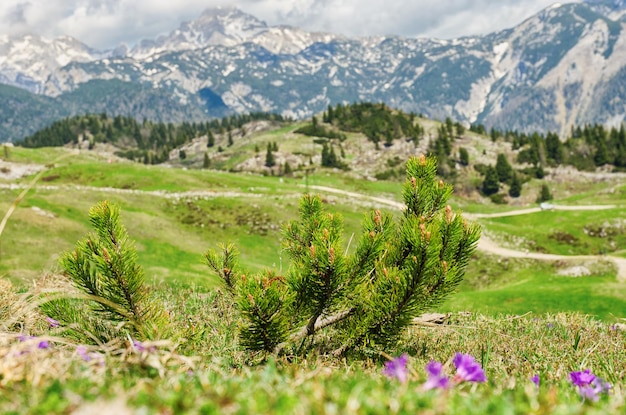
[[1, 146, 625, 413], [2, 146, 626, 319]]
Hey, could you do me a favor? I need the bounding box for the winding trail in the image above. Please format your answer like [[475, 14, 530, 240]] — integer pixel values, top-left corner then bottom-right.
[[306, 185, 626, 282], [2, 181, 624, 281]]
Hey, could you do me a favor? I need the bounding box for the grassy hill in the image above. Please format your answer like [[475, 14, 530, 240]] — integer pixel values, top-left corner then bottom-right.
[[2, 140, 625, 319]]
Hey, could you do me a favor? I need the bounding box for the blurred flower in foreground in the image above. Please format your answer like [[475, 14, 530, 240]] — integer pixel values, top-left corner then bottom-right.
[[77, 346, 93, 362], [382, 354, 408, 383], [132, 339, 157, 354], [531, 374, 540, 386], [77, 345, 105, 365], [453, 353, 487, 383], [46, 317, 60, 328], [422, 361, 450, 390], [570, 369, 611, 402], [17, 335, 49, 350]]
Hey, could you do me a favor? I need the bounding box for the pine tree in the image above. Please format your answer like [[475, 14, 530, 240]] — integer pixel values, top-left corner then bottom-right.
[[42, 201, 169, 343], [537, 183, 553, 203], [594, 140, 609, 166], [321, 143, 341, 168], [265, 143, 276, 167], [203, 152, 210, 168], [495, 153, 513, 183], [545, 132, 564, 165], [207, 131, 215, 148], [327, 105, 334, 124], [459, 147, 469, 166], [455, 122, 465, 137], [283, 162, 293, 175], [508, 173, 522, 198], [535, 164, 545, 179], [482, 166, 500, 196]]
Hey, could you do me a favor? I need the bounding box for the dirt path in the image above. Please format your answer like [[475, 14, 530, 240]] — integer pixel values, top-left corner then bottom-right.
[[306, 185, 626, 282], [478, 235, 626, 282], [470, 204, 617, 218], [3, 181, 624, 281], [306, 185, 405, 209]]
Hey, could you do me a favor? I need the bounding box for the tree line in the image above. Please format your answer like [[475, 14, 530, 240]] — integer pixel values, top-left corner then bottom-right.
[[471, 123, 626, 171], [18, 112, 289, 164]]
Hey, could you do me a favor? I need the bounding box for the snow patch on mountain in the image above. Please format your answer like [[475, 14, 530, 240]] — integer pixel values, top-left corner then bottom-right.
[[129, 7, 268, 59], [2, 3, 626, 136], [0, 34, 104, 93]]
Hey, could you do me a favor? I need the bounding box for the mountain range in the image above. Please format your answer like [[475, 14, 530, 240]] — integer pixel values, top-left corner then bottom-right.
[[1, 0, 626, 142]]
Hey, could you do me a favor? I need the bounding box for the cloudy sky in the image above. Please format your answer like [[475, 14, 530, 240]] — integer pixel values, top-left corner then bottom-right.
[[0, 0, 574, 50]]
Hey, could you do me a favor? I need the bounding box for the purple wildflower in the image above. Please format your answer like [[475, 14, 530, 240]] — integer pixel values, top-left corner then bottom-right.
[[133, 340, 146, 352], [577, 379, 611, 403], [382, 354, 409, 383], [76, 346, 92, 362], [592, 378, 612, 395], [570, 369, 611, 402], [453, 353, 487, 383], [46, 317, 60, 328], [531, 374, 540, 386], [77, 345, 105, 365], [570, 369, 596, 387], [578, 385, 600, 402], [423, 361, 450, 390], [37, 340, 50, 349], [132, 339, 157, 353]]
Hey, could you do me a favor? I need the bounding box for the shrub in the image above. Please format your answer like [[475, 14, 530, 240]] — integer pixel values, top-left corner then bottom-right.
[[41, 201, 170, 343], [206, 155, 480, 355]]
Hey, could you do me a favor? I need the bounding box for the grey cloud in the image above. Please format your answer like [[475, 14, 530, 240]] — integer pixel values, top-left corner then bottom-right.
[[6, 2, 30, 24], [0, 0, 575, 49]]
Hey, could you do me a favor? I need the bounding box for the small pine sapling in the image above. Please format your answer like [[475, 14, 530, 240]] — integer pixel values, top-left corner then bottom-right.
[[42, 201, 169, 342], [283, 195, 349, 336], [338, 155, 480, 351], [207, 155, 480, 355], [205, 242, 242, 294], [236, 271, 291, 352]]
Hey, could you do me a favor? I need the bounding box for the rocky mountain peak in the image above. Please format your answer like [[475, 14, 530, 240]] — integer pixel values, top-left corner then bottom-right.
[[0, 34, 105, 93], [129, 7, 269, 59], [185, 6, 268, 41]]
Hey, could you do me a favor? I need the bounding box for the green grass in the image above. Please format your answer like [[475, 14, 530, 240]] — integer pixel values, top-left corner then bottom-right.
[[448, 255, 626, 321], [2, 147, 626, 413], [478, 208, 626, 256], [1, 288, 624, 414], [553, 179, 626, 206], [0, 168, 370, 285], [2, 147, 625, 315], [1, 146, 70, 164]]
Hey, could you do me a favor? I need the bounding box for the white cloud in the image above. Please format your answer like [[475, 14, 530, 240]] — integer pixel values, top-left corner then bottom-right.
[[0, 0, 576, 49]]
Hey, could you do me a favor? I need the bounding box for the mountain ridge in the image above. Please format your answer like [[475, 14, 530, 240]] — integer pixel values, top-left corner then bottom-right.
[[1, 3, 626, 142]]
